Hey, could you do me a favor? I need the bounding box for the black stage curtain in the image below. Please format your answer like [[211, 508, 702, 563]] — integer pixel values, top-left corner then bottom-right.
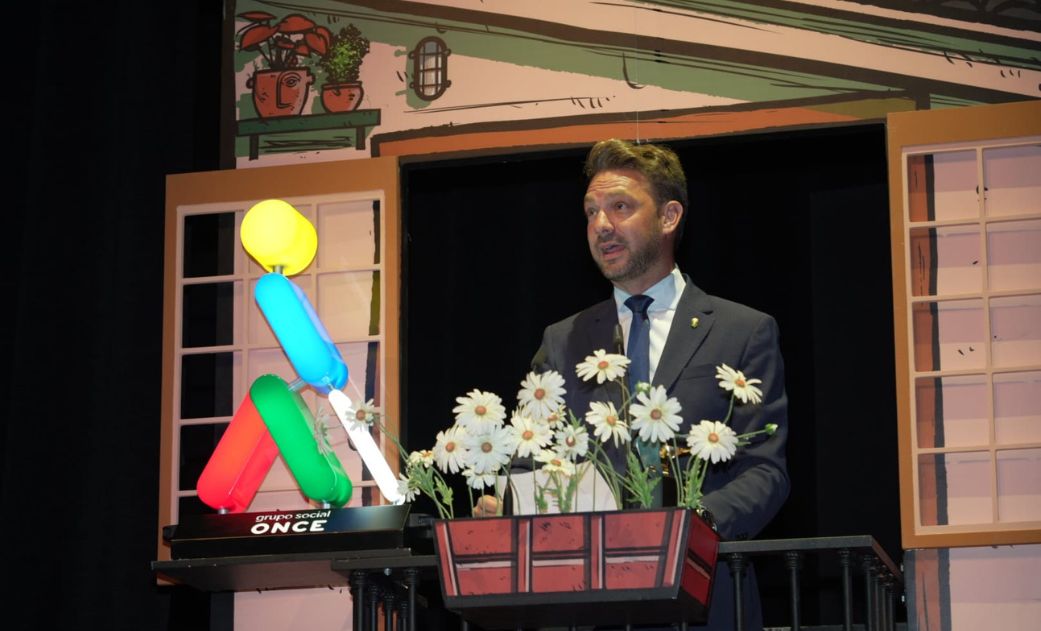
[[3, 2, 223, 629]]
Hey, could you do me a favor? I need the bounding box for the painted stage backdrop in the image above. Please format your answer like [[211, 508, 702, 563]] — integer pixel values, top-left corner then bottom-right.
[[228, 0, 1040, 167], [214, 2, 1041, 629]]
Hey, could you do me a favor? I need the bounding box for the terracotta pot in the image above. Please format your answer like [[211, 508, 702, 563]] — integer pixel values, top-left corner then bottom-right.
[[321, 82, 364, 112], [247, 68, 314, 118], [433, 507, 719, 629]]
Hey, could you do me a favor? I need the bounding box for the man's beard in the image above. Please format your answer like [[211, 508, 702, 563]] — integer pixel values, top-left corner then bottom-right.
[[596, 236, 661, 284]]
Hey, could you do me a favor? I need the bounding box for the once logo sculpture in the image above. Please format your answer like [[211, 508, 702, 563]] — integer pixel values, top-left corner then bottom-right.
[[196, 199, 400, 513]]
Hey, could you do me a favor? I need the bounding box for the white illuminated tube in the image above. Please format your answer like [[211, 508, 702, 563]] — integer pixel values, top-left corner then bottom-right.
[[328, 389, 405, 505]]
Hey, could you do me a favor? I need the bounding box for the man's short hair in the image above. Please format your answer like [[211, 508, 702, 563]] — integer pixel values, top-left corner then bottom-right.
[[583, 138, 689, 245]]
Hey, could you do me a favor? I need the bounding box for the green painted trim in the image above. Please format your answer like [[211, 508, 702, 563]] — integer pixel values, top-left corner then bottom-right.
[[928, 94, 990, 109], [242, 0, 1033, 104], [237, 109, 380, 134], [239, 1, 895, 104], [645, 0, 1041, 69]]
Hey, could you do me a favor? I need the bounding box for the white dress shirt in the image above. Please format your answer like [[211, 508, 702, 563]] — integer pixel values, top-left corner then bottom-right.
[[613, 267, 686, 383]]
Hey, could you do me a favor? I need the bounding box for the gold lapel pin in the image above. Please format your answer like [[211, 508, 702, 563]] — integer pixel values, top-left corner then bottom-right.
[[690, 317, 700, 329]]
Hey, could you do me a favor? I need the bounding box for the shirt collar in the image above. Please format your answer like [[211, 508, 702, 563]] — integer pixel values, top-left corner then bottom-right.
[[613, 267, 686, 315]]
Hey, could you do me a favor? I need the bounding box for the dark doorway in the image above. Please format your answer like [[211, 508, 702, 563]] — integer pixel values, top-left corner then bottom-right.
[[402, 123, 901, 626]]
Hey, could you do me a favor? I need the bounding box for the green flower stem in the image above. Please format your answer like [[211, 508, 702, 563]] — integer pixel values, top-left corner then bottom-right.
[[374, 417, 462, 519], [622, 450, 657, 508], [669, 436, 684, 505], [680, 457, 708, 509], [433, 471, 455, 519], [407, 463, 454, 519], [587, 440, 624, 509], [736, 425, 778, 443], [533, 477, 549, 513]]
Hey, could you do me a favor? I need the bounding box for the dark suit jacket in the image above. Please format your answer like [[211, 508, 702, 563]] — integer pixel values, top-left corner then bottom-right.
[[531, 277, 789, 630]]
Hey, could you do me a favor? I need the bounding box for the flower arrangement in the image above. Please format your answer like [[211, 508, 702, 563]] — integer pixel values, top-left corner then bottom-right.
[[356, 351, 776, 520]]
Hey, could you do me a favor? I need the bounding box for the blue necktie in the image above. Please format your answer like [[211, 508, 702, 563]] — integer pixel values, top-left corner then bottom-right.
[[625, 295, 661, 486], [625, 295, 653, 389]]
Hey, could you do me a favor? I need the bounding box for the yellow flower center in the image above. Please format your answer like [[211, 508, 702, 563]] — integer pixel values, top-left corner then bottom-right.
[[355, 410, 367, 421], [597, 360, 609, 370], [551, 458, 562, 467], [735, 377, 745, 387], [445, 442, 456, 453], [522, 430, 534, 440], [606, 415, 617, 426], [482, 442, 493, 453], [651, 409, 662, 420], [566, 436, 576, 446], [708, 432, 719, 443], [534, 388, 545, 400], [475, 405, 487, 416]]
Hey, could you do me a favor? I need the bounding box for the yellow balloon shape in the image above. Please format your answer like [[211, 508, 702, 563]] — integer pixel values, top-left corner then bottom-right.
[[240, 199, 317, 276]]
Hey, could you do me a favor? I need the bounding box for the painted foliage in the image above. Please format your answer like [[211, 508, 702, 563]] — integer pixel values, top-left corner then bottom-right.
[[230, 0, 1040, 166]]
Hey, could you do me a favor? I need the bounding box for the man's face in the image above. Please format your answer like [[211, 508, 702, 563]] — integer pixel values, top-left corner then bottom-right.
[[584, 168, 676, 294]]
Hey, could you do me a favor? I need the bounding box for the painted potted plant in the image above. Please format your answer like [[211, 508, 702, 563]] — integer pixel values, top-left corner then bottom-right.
[[237, 12, 331, 118], [316, 24, 371, 113]]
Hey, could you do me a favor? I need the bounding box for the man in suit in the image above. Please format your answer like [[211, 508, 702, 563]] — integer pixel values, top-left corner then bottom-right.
[[530, 138, 790, 630]]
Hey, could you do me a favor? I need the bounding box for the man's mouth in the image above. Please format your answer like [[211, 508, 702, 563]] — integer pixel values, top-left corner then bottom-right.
[[599, 242, 625, 260]]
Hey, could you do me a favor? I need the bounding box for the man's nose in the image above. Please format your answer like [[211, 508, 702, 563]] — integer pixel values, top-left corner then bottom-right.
[[591, 209, 613, 234]]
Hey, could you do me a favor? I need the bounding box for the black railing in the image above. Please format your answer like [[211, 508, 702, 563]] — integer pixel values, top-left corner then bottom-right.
[[154, 533, 903, 631], [719, 535, 904, 631]]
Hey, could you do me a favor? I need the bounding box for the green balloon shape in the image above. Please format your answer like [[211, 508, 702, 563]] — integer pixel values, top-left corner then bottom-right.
[[251, 374, 352, 507]]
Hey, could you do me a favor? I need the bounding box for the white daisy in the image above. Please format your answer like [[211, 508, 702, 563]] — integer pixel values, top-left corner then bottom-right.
[[575, 349, 630, 384], [347, 398, 379, 431], [510, 413, 552, 458], [517, 370, 566, 420], [463, 467, 497, 490], [554, 424, 590, 460], [630, 385, 683, 444], [432, 425, 468, 474], [452, 389, 507, 430], [686, 420, 739, 464], [408, 449, 434, 468], [545, 406, 567, 431], [397, 472, 419, 502], [715, 364, 764, 405], [585, 401, 629, 447], [462, 425, 516, 474], [535, 451, 577, 476]]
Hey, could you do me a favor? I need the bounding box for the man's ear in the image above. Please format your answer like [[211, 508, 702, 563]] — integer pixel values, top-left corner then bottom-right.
[[661, 201, 683, 235]]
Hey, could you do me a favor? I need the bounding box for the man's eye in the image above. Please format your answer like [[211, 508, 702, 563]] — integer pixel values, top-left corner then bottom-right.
[[614, 202, 627, 210]]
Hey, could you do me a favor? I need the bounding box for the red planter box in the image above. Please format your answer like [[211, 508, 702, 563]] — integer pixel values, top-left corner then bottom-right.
[[433, 507, 719, 629]]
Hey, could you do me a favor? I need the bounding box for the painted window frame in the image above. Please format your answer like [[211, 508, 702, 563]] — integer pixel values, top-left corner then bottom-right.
[[887, 101, 1041, 549]]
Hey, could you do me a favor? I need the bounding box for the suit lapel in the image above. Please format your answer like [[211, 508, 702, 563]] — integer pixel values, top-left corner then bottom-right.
[[654, 280, 715, 391], [582, 299, 620, 356], [570, 299, 624, 409]]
